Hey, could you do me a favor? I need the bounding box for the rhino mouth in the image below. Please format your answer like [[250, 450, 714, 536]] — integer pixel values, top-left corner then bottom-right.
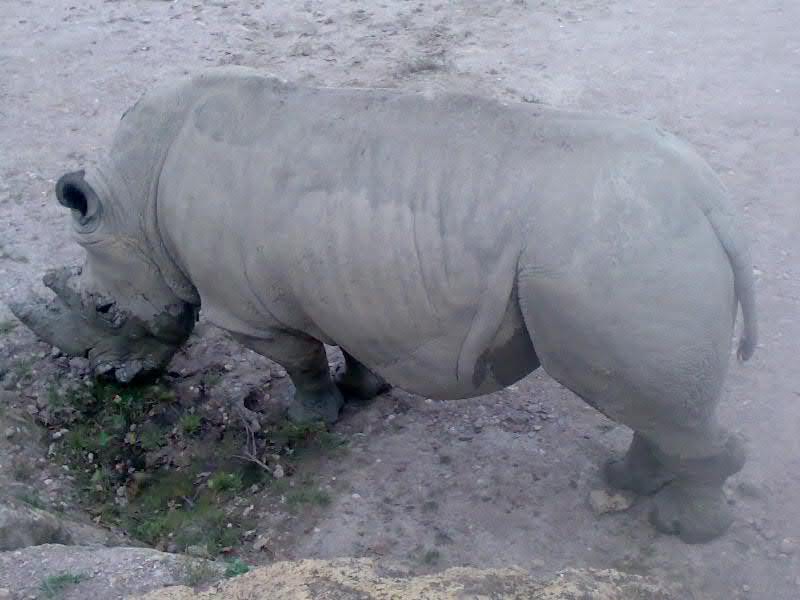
[[8, 266, 187, 383]]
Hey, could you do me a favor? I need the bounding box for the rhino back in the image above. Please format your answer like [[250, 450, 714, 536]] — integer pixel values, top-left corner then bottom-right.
[[156, 72, 547, 395]]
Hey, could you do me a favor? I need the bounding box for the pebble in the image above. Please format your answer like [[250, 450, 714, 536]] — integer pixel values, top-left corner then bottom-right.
[[3, 426, 15, 439], [779, 538, 796, 555], [273, 464, 285, 479], [588, 489, 635, 514]]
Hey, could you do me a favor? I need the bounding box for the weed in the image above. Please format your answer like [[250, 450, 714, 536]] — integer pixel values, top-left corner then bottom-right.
[[17, 491, 45, 509], [40, 572, 87, 598], [420, 549, 441, 566], [0, 319, 17, 335], [180, 413, 203, 436], [224, 558, 250, 578]]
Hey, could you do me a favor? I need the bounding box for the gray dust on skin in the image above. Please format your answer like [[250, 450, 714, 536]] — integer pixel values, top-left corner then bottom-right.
[[9, 67, 756, 544]]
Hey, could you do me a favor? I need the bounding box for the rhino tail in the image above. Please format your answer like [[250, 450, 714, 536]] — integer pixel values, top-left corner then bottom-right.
[[703, 204, 758, 361]]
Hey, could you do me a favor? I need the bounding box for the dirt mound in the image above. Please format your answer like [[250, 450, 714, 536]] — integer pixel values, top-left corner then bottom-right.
[[136, 558, 678, 599]]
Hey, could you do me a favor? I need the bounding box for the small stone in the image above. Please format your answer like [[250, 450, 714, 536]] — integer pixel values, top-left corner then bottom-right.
[[273, 464, 285, 479], [3, 427, 15, 439], [588, 489, 635, 514], [49, 347, 62, 359], [352, 493, 361, 500], [742, 584, 751, 592], [779, 538, 796, 555], [253, 535, 270, 551]]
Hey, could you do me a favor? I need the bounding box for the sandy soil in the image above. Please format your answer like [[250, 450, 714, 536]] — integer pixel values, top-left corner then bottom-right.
[[1, 1, 799, 598]]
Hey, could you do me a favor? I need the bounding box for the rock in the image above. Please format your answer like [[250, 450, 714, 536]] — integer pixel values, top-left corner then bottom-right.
[[273, 464, 285, 479], [3, 426, 14, 439], [134, 558, 680, 599], [589, 489, 635, 515], [68, 356, 90, 374], [0, 500, 123, 550], [779, 538, 796, 555]]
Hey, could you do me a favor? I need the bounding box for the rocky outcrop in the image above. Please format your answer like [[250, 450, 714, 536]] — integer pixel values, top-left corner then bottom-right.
[[0, 544, 220, 600], [136, 558, 679, 600]]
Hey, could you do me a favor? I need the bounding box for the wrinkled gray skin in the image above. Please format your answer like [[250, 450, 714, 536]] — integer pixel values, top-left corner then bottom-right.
[[10, 67, 758, 543]]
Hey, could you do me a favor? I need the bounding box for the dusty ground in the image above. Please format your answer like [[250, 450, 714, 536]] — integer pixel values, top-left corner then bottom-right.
[[1, 0, 799, 599]]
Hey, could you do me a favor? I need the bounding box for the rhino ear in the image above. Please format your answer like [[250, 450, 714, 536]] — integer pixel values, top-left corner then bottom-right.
[[56, 170, 101, 228]]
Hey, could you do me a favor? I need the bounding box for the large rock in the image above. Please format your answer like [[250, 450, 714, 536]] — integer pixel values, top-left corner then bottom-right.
[[136, 558, 679, 600], [0, 544, 220, 600]]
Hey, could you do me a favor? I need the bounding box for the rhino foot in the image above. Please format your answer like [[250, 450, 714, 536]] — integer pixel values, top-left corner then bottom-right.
[[287, 386, 344, 425], [649, 482, 733, 543], [335, 351, 391, 402], [604, 433, 674, 496]]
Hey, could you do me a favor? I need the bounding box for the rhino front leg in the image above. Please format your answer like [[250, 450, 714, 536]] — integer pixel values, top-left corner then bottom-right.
[[232, 332, 343, 425], [335, 350, 391, 402]]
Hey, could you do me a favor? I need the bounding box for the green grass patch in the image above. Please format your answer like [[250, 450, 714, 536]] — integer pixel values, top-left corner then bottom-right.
[[40, 572, 87, 598], [208, 471, 243, 493]]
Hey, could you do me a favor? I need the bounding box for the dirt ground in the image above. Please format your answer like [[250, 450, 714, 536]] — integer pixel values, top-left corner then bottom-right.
[[1, 1, 799, 598]]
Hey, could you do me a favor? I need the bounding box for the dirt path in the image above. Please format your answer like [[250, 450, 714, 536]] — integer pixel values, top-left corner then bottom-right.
[[1, 1, 799, 598]]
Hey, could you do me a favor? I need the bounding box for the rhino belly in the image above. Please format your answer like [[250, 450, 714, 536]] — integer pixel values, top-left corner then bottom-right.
[[356, 291, 540, 400]]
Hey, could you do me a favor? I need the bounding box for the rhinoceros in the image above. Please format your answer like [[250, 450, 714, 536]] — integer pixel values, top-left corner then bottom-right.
[[10, 67, 757, 543]]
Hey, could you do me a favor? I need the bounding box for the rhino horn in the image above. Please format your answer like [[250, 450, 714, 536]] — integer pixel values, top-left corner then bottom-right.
[[8, 291, 102, 357], [42, 266, 85, 311]]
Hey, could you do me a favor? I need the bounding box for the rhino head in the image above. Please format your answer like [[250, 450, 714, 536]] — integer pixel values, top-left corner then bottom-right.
[[9, 168, 197, 383]]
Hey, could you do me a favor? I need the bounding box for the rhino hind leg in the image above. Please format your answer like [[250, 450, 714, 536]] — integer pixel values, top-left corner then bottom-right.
[[335, 350, 391, 402], [232, 332, 343, 425]]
